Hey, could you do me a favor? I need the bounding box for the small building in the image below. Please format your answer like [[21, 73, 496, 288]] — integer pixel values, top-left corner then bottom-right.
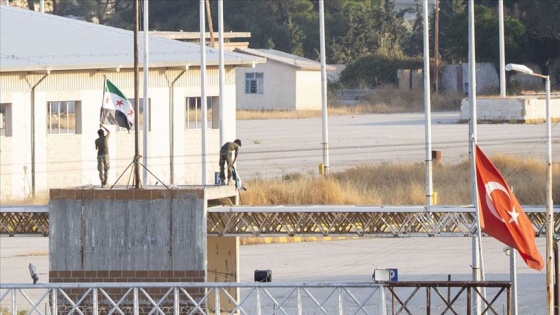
[[234, 48, 334, 111], [0, 6, 264, 201]]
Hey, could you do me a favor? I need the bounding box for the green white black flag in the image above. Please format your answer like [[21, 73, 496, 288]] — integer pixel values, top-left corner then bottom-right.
[[101, 79, 134, 130]]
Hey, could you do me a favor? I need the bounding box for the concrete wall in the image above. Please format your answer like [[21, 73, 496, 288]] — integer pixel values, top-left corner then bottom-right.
[[460, 63, 499, 95], [49, 188, 208, 275], [397, 69, 411, 90], [440, 64, 463, 93], [397, 63, 503, 94], [396, 69, 424, 91], [48, 185, 239, 311], [459, 96, 560, 123]]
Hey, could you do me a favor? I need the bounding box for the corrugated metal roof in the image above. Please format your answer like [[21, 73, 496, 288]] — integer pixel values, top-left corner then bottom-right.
[[234, 48, 335, 71], [0, 6, 263, 72]]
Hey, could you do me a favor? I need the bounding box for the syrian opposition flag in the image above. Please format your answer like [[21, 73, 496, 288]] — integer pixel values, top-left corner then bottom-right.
[[101, 79, 134, 130], [475, 145, 544, 271]]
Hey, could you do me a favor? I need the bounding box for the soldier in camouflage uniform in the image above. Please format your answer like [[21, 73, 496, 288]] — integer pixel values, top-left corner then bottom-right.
[[219, 139, 242, 185], [95, 124, 110, 187]]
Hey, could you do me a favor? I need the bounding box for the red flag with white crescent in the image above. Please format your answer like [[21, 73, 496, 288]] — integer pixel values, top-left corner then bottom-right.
[[476, 145, 544, 271]]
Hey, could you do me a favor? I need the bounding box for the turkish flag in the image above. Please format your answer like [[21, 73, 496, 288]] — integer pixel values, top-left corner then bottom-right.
[[476, 145, 544, 271]]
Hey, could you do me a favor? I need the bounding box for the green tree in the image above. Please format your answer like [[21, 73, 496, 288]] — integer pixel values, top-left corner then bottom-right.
[[512, 0, 560, 74], [437, 0, 465, 63], [402, 2, 422, 57], [444, 5, 525, 64], [371, 1, 408, 57], [328, 0, 409, 64]]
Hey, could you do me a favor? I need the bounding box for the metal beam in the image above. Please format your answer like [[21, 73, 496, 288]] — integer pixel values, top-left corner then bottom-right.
[[1, 205, 557, 237]]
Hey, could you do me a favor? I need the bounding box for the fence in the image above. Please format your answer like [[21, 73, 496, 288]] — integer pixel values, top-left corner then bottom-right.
[[1, 281, 512, 315]]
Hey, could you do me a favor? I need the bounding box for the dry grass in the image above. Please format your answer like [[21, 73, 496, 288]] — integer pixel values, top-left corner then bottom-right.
[[3, 192, 50, 205], [240, 155, 558, 206], [9, 154, 552, 207]]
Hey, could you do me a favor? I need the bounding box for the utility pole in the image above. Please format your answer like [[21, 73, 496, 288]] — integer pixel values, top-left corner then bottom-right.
[[205, 0, 215, 47]]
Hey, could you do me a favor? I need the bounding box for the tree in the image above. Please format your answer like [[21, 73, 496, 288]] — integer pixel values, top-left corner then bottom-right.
[[444, 5, 525, 64], [512, 0, 560, 74], [437, 0, 465, 62], [371, 1, 408, 57]]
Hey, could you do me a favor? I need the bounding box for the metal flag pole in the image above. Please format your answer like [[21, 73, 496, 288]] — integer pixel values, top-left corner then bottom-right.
[[422, 0, 433, 208], [318, 0, 329, 175], [218, 0, 225, 146], [199, 0, 208, 185], [142, 0, 149, 185], [133, 0, 140, 188], [498, 0, 506, 97], [468, 1, 485, 313]]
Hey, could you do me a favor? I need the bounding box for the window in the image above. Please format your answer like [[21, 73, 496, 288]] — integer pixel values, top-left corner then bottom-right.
[[0, 103, 11, 137], [245, 72, 264, 94], [47, 101, 80, 134], [186, 96, 215, 129]]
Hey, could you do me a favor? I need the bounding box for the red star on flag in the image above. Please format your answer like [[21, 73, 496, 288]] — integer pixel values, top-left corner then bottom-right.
[[116, 100, 124, 107]]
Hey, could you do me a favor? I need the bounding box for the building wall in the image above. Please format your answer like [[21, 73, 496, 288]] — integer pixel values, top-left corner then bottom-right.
[[236, 61, 297, 110], [294, 70, 322, 110], [0, 67, 238, 201]]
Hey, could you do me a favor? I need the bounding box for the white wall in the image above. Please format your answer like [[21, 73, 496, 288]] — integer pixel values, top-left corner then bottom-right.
[[459, 97, 560, 123], [0, 67, 238, 201], [295, 70, 322, 110], [236, 61, 296, 110]]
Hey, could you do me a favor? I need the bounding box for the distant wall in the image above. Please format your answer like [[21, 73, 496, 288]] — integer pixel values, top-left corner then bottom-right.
[[400, 63, 500, 94], [459, 96, 560, 123]]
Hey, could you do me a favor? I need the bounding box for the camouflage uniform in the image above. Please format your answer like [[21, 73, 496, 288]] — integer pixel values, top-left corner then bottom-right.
[[219, 141, 240, 184], [95, 130, 110, 187]]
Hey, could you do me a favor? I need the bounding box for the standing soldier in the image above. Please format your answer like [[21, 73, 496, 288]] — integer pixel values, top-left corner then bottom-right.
[[95, 124, 110, 187]]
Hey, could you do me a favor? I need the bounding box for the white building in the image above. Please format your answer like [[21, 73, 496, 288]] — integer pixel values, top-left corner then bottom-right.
[[234, 48, 334, 111], [0, 6, 263, 201]]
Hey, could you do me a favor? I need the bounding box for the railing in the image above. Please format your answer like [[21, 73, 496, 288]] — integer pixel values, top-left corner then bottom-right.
[[0, 205, 49, 236], [0, 281, 512, 315], [2, 204, 559, 237]]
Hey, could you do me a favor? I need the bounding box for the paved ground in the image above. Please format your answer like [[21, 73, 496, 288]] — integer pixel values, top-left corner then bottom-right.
[[236, 111, 560, 179]]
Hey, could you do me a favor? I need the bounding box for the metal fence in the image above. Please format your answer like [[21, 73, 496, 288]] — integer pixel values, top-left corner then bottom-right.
[[2, 204, 557, 237], [0, 281, 511, 315]]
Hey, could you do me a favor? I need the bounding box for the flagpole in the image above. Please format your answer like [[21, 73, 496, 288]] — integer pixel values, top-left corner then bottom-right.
[[142, 0, 149, 185], [468, 0, 485, 312], [422, 0, 433, 208], [199, 0, 208, 185], [319, 0, 330, 176], [218, 0, 225, 146], [545, 74, 553, 315], [133, 0, 140, 188], [100, 76, 106, 123]]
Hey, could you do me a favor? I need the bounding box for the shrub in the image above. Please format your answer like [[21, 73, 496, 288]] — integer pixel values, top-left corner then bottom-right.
[[339, 54, 423, 88]]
